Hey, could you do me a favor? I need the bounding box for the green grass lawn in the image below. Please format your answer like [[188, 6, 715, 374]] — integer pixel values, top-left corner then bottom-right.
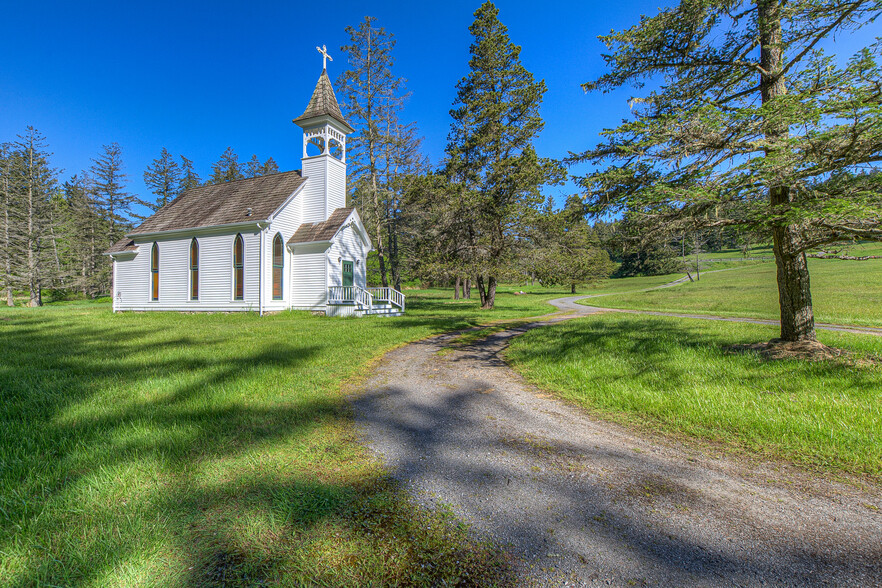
[[0, 287, 566, 587], [506, 314, 882, 477], [589, 258, 882, 327]]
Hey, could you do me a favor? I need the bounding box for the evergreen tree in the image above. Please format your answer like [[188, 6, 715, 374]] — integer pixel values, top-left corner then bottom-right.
[[244, 154, 262, 178], [260, 156, 279, 176], [12, 127, 59, 306], [0, 143, 16, 305], [60, 174, 105, 297], [244, 154, 280, 178], [338, 16, 425, 290], [179, 155, 201, 191], [572, 0, 882, 341], [89, 143, 132, 293], [209, 147, 243, 184], [143, 147, 181, 210], [90, 142, 133, 244], [445, 2, 564, 309]]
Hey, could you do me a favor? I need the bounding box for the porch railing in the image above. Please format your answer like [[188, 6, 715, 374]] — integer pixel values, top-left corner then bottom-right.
[[366, 287, 405, 312], [328, 285, 373, 312]]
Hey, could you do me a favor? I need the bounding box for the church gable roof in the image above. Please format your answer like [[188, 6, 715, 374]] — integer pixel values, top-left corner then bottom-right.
[[293, 69, 353, 131], [107, 238, 137, 254], [288, 207, 354, 245], [129, 170, 306, 236]]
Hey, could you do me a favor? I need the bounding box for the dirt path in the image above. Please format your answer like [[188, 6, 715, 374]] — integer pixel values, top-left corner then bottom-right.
[[354, 298, 882, 587]]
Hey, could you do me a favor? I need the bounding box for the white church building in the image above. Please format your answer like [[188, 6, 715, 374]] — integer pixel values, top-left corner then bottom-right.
[[107, 51, 404, 316]]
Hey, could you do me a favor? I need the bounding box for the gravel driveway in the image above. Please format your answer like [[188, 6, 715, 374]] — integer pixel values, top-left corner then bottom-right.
[[353, 298, 882, 587]]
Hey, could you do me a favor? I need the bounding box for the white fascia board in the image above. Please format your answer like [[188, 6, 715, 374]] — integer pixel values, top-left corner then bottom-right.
[[336, 209, 372, 250], [266, 181, 308, 223], [288, 240, 332, 253], [106, 250, 138, 258]]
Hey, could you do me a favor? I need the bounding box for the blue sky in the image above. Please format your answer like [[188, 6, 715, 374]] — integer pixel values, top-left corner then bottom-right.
[[1, 0, 875, 216]]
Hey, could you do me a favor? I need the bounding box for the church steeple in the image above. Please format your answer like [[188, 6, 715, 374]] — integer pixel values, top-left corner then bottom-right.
[[294, 45, 353, 224], [294, 69, 353, 134]]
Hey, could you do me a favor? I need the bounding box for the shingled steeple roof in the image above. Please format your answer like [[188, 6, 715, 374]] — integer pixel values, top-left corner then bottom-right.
[[293, 69, 353, 132]]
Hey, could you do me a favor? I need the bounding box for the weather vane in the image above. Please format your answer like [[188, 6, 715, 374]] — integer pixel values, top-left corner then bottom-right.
[[316, 44, 333, 70]]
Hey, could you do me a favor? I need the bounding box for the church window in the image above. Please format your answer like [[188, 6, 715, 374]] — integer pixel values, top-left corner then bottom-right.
[[151, 243, 159, 301], [233, 234, 244, 300], [189, 239, 199, 300], [272, 233, 283, 300]]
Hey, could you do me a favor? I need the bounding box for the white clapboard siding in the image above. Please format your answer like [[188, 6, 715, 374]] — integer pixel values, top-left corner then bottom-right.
[[113, 230, 261, 311], [291, 243, 328, 309], [327, 158, 346, 212], [262, 193, 302, 311], [327, 218, 368, 289], [300, 156, 327, 225]]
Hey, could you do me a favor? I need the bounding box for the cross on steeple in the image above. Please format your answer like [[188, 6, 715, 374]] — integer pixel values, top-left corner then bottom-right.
[[316, 44, 333, 70]]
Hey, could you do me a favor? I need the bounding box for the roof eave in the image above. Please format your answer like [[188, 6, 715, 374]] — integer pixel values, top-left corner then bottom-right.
[[127, 220, 265, 239], [293, 113, 355, 134]]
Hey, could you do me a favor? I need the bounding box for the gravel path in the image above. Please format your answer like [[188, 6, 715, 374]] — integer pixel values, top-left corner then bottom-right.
[[353, 298, 882, 587]]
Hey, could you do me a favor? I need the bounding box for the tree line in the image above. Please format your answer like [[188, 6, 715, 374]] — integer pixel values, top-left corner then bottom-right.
[[0, 136, 280, 305], [340, 0, 881, 339]]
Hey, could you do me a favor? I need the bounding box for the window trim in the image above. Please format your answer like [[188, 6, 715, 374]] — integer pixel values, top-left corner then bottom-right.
[[272, 233, 284, 300], [150, 242, 159, 301], [233, 234, 244, 301], [189, 238, 199, 301]]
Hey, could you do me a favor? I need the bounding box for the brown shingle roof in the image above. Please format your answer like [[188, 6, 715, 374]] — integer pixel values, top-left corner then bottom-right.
[[293, 69, 353, 132], [127, 170, 306, 237], [288, 208, 354, 245], [107, 238, 137, 254]]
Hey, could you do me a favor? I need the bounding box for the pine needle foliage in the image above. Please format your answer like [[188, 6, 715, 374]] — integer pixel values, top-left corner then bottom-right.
[[445, 1, 564, 309], [572, 0, 882, 341]]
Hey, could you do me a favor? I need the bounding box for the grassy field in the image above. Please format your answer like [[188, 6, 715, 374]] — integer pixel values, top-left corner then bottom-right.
[[507, 314, 882, 477], [588, 257, 882, 327], [0, 287, 566, 587]]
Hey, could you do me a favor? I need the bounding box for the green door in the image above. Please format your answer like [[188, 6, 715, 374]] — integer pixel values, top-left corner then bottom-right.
[[342, 261, 354, 287]]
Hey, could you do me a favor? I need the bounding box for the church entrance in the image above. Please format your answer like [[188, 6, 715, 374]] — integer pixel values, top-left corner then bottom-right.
[[342, 260, 353, 287]]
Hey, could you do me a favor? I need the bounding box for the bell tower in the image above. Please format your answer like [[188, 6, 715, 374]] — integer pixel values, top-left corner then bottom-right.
[[293, 45, 354, 224]]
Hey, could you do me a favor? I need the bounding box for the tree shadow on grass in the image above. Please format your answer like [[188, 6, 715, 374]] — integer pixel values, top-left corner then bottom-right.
[[0, 311, 512, 587]]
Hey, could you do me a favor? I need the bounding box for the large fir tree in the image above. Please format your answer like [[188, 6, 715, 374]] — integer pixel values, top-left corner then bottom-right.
[[90, 142, 133, 293], [209, 147, 244, 184], [179, 155, 202, 191], [337, 16, 425, 290], [445, 2, 563, 309], [0, 143, 16, 305], [12, 128, 60, 306], [143, 147, 181, 210], [572, 0, 882, 341]]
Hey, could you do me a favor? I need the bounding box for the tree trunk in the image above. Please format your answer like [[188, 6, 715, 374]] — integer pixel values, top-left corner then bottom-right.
[[26, 143, 41, 307], [571, 283, 576, 294], [3, 182, 12, 307], [772, 216, 815, 341], [759, 0, 816, 341], [484, 275, 497, 309], [464, 278, 471, 299], [454, 275, 460, 299], [476, 274, 497, 309]]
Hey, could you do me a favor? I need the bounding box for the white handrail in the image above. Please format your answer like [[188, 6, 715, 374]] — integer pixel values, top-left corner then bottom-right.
[[366, 287, 405, 312], [329, 285, 374, 312]]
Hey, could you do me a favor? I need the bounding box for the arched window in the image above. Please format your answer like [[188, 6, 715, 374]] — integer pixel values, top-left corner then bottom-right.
[[272, 233, 284, 300], [233, 234, 244, 300], [189, 238, 199, 300], [150, 243, 159, 301]]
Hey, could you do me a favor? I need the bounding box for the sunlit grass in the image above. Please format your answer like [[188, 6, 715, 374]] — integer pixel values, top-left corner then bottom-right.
[[507, 314, 882, 477], [590, 258, 882, 327], [0, 287, 564, 586]]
